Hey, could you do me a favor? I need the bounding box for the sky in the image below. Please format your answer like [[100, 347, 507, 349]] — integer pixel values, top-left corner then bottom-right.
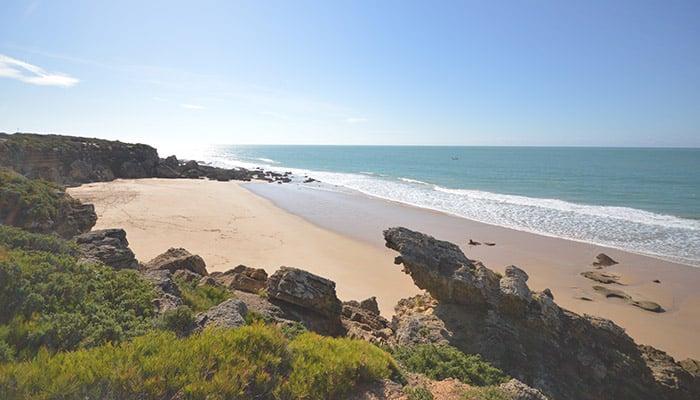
[[1, 0, 699, 147]]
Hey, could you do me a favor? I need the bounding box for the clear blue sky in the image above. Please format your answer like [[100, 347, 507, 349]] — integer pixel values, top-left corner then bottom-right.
[[1, 0, 699, 147]]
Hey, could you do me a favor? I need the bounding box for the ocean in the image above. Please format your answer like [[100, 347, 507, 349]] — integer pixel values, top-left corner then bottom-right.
[[186, 145, 700, 267]]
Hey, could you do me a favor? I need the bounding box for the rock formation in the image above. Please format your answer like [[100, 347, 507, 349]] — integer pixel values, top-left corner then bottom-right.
[[384, 227, 700, 400], [0, 132, 292, 186], [209, 265, 268, 293], [142, 247, 208, 276], [75, 228, 138, 270], [265, 266, 344, 335], [0, 170, 97, 238]]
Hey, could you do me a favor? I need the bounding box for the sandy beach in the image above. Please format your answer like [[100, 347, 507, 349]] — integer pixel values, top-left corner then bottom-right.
[[68, 178, 700, 360]]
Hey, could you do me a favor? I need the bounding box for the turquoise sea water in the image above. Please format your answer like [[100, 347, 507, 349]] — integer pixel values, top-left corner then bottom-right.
[[198, 145, 700, 266]]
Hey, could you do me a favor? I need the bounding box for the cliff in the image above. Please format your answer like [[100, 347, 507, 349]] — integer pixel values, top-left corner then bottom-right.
[[0, 132, 291, 185], [384, 227, 700, 400]]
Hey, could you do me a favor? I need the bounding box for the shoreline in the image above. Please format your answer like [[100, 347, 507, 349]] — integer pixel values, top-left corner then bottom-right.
[[69, 178, 700, 360]]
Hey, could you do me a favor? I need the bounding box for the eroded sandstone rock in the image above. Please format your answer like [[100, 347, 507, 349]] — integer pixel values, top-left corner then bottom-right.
[[143, 247, 208, 276], [76, 228, 138, 270]]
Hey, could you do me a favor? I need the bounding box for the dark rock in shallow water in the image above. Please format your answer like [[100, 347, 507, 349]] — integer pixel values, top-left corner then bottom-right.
[[384, 226, 700, 400], [75, 228, 138, 270], [143, 247, 208, 276]]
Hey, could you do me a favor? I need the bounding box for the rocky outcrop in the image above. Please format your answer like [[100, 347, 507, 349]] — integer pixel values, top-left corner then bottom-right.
[[142, 248, 208, 276], [210, 265, 268, 293], [265, 266, 344, 335], [193, 298, 248, 331], [0, 133, 159, 185], [384, 227, 501, 307], [384, 227, 700, 400], [342, 297, 393, 344], [0, 132, 292, 186], [0, 170, 97, 238], [75, 228, 138, 270]]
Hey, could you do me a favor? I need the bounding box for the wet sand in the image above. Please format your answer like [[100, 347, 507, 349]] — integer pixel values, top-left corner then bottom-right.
[[69, 179, 700, 360]]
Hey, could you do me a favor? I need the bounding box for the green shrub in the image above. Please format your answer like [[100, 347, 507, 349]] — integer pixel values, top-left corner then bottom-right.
[[0, 171, 71, 232], [280, 331, 400, 399], [173, 275, 233, 312], [0, 324, 398, 399], [391, 344, 509, 387], [0, 247, 155, 359], [154, 306, 194, 337], [0, 224, 78, 254], [404, 385, 435, 400]]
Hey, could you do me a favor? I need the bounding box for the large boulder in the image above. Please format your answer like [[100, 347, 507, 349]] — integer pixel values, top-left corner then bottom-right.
[[266, 266, 344, 335], [384, 227, 700, 400], [75, 228, 138, 270], [143, 248, 208, 276]]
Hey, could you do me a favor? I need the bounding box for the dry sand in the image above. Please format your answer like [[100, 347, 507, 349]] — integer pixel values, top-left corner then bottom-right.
[[69, 178, 700, 361]]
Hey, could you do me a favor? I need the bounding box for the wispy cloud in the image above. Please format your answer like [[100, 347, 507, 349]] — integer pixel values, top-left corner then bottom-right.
[[181, 103, 206, 110], [0, 54, 79, 87], [345, 117, 369, 124]]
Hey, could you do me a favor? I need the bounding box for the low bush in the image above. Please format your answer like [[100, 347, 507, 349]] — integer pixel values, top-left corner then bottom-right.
[[0, 246, 155, 360], [0, 324, 398, 399], [173, 275, 233, 312], [391, 344, 509, 387]]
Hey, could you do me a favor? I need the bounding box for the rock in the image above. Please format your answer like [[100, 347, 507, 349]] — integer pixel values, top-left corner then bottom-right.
[[193, 298, 248, 331], [143, 248, 208, 276], [342, 298, 392, 343], [498, 265, 532, 315], [197, 276, 221, 288], [680, 359, 700, 379], [384, 227, 501, 307], [153, 293, 183, 316], [266, 266, 344, 335], [266, 266, 341, 318], [140, 269, 181, 297], [0, 170, 97, 238], [359, 296, 381, 315], [173, 269, 201, 283], [210, 265, 268, 293], [581, 271, 621, 285], [593, 253, 618, 267], [593, 286, 663, 313], [0, 133, 159, 185], [75, 228, 138, 270], [499, 378, 549, 400], [384, 227, 699, 400], [641, 345, 700, 396], [631, 300, 663, 313], [592, 285, 630, 300]]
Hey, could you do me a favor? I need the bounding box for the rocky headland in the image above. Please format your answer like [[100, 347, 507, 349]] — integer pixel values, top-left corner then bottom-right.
[[0, 132, 293, 185]]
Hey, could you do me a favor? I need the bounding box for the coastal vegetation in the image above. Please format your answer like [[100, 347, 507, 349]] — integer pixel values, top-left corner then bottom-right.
[[0, 324, 399, 399]]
